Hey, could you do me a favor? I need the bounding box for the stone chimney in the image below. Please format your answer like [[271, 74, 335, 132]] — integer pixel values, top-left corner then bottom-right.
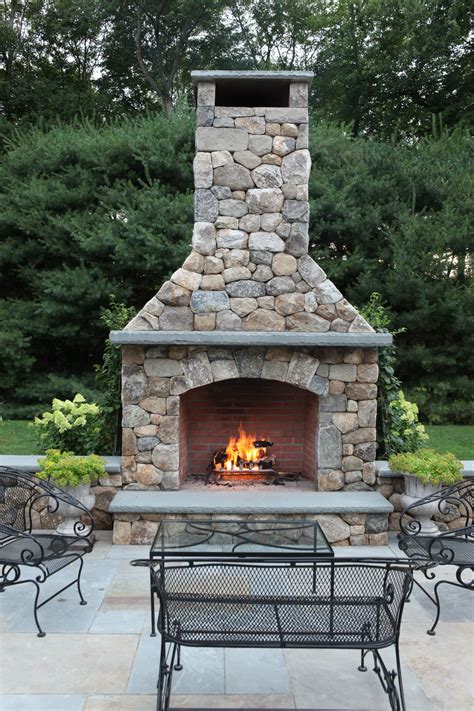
[[124, 70, 373, 336]]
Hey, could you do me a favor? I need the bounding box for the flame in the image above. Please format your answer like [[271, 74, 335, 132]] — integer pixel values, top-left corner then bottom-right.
[[224, 423, 265, 470]]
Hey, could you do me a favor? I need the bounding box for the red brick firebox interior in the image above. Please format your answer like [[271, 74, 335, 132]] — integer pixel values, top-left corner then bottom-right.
[[179, 378, 318, 481]]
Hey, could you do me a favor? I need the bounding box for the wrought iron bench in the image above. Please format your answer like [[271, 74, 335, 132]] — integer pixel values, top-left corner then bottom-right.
[[398, 479, 473, 635], [0, 466, 94, 636], [133, 557, 413, 711]]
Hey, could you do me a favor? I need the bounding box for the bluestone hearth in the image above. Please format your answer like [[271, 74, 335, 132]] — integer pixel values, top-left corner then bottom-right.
[[109, 70, 393, 545]]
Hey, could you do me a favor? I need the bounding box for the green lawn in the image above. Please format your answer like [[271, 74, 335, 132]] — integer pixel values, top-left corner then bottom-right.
[[424, 425, 473, 460], [0, 419, 38, 455], [0, 419, 472, 460]]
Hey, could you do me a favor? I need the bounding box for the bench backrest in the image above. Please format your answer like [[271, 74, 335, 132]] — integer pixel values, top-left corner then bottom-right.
[[0, 468, 41, 532], [151, 560, 411, 647]]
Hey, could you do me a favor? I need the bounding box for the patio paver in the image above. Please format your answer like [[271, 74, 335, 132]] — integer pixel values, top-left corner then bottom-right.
[[0, 531, 472, 710]]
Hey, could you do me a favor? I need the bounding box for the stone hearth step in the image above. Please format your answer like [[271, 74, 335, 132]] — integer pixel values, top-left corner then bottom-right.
[[109, 490, 392, 515]]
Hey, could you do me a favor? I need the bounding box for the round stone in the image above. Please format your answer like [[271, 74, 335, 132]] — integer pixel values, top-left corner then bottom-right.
[[192, 222, 216, 256], [248, 231, 285, 252], [281, 149, 311, 184], [272, 253, 297, 276], [234, 150, 262, 170], [219, 199, 248, 218], [251, 164, 283, 189], [252, 264, 273, 282], [214, 164, 254, 191], [273, 135, 296, 157], [190, 290, 230, 313], [246, 188, 284, 214], [260, 213, 283, 232], [274, 293, 305, 315], [266, 276, 296, 296]]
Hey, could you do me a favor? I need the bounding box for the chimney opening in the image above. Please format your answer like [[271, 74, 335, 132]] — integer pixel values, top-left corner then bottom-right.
[[215, 79, 290, 107]]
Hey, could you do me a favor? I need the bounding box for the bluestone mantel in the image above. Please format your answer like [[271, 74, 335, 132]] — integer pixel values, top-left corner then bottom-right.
[[109, 330, 392, 348]]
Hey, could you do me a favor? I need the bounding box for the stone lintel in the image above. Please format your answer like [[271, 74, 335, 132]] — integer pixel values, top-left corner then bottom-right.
[[109, 490, 393, 514], [191, 70, 314, 86], [110, 330, 392, 348]]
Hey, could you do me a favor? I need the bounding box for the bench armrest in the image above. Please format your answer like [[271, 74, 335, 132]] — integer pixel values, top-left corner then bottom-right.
[[400, 480, 473, 537], [0, 523, 45, 567], [0, 467, 94, 537]]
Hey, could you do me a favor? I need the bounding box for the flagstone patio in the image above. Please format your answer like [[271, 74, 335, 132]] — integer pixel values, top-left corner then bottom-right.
[[0, 533, 472, 710]]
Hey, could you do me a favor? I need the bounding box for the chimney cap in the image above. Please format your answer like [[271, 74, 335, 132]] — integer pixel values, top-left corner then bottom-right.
[[191, 70, 314, 86]]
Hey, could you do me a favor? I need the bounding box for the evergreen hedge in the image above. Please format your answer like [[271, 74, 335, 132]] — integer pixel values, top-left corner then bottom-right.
[[1, 113, 472, 423]]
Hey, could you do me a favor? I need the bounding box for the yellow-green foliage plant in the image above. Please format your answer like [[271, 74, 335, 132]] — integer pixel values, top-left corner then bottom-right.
[[33, 393, 100, 454], [389, 449, 463, 486], [37, 449, 105, 487]]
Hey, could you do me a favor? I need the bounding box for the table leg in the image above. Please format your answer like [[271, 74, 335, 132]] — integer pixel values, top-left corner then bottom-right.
[[150, 566, 156, 637]]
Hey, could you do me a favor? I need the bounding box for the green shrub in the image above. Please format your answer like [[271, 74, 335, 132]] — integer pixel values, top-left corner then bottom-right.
[[0, 372, 99, 420], [389, 448, 463, 485], [94, 297, 136, 454], [33, 393, 100, 454], [385, 391, 429, 454], [360, 293, 428, 456], [37, 448, 105, 486]]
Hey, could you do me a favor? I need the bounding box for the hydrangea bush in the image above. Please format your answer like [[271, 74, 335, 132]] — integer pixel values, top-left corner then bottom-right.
[[33, 393, 100, 454], [385, 391, 428, 454]]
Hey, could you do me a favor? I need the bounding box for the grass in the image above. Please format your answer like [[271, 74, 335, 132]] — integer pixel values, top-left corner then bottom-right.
[[424, 425, 473, 460], [0, 419, 38, 455], [0, 420, 472, 460]]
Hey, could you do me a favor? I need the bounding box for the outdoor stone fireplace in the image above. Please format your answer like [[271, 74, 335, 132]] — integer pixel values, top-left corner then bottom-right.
[[110, 70, 392, 543]]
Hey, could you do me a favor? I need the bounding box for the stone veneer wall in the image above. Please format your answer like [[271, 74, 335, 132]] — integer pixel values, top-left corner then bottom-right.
[[124, 80, 375, 336], [113, 511, 389, 546], [121, 343, 379, 492]]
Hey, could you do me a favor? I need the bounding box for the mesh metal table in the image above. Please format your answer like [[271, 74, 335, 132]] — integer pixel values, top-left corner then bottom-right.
[[147, 518, 334, 635]]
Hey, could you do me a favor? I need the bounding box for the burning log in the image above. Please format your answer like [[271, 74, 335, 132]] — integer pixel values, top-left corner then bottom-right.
[[211, 425, 276, 476]]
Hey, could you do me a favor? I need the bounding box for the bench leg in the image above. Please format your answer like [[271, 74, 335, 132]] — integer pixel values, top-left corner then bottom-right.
[[32, 581, 46, 638], [358, 648, 368, 672], [426, 574, 473, 636], [174, 644, 183, 671], [156, 635, 177, 711], [76, 557, 87, 606], [371, 643, 405, 711]]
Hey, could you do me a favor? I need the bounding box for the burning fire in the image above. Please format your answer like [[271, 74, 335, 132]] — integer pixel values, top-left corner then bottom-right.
[[223, 424, 263, 471]]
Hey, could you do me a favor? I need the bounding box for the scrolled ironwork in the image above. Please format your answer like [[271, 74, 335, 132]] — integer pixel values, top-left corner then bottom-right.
[[398, 479, 473, 635], [0, 466, 94, 637], [455, 565, 474, 589], [1, 562, 21, 585]]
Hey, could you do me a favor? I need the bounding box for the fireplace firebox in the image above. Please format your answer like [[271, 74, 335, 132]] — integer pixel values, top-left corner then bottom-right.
[[179, 378, 318, 484]]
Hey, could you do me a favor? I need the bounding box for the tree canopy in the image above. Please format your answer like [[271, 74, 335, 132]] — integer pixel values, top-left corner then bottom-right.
[[2, 0, 472, 135], [0, 0, 472, 423]]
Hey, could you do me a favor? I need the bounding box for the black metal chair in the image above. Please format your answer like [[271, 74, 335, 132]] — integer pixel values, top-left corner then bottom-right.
[[398, 479, 473, 634], [0, 466, 94, 636], [133, 557, 412, 711]]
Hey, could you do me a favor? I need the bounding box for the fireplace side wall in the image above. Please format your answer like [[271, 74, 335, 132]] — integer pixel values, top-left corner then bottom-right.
[[121, 344, 378, 492]]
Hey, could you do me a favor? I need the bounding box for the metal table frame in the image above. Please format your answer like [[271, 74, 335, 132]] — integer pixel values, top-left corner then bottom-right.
[[147, 518, 334, 636]]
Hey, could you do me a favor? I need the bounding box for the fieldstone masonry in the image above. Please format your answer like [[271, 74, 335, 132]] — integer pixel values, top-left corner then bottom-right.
[[114, 71, 382, 544], [125, 74, 374, 337], [121, 343, 378, 494]]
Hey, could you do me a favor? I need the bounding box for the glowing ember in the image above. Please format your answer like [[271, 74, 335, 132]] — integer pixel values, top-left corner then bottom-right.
[[213, 423, 275, 473]]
